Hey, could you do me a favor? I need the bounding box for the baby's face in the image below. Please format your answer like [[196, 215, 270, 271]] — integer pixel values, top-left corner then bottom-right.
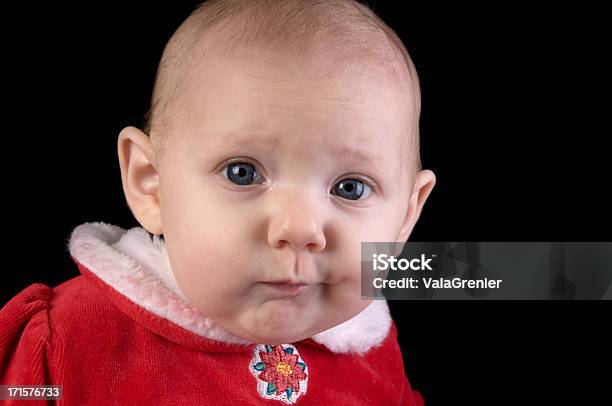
[[157, 48, 416, 344]]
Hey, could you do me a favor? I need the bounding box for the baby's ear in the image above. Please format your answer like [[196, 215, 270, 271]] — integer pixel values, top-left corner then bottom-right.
[[117, 126, 163, 235], [396, 169, 436, 242]]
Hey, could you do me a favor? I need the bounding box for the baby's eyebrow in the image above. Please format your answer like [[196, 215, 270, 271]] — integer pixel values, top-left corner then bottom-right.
[[317, 137, 390, 169], [329, 144, 379, 163], [202, 129, 387, 168], [203, 130, 282, 150]]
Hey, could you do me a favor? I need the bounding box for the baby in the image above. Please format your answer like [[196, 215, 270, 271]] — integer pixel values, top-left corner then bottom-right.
[[1, 0, 435, 404]]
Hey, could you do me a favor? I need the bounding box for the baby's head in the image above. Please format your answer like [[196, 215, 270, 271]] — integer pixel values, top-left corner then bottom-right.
[[118, 0, 435, 344]]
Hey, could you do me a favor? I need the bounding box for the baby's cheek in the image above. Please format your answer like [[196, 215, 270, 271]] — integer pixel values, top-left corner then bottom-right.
[[192, 249, 257, 303]]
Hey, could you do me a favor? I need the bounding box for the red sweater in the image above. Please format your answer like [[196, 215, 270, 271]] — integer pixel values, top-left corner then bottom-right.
[[1, 222, 423, 405]]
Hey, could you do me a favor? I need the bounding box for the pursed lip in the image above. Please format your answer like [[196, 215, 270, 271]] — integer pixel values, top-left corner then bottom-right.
[[259, 281, 316, 296], [263, 279, 312, 285]]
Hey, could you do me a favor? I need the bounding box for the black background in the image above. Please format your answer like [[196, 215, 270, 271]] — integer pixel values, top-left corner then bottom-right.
[[2, 1, 609, 405]]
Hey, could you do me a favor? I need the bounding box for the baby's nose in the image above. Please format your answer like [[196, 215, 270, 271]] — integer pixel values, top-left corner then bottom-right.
[[266, 186, 327, 252]]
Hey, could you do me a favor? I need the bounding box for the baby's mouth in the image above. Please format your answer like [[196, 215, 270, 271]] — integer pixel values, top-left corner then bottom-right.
[[259, 281, 313, 296]]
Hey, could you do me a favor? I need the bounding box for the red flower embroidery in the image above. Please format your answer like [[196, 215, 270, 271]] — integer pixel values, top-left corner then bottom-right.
[[256, 345, 307, 396]]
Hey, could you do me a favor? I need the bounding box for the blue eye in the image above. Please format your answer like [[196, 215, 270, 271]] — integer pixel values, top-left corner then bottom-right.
[[332, 178, 372, 201], [223, 162, 263, 185]]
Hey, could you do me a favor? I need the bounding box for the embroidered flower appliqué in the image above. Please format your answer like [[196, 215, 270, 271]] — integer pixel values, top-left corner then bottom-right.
[[249, 344, 308, 403]]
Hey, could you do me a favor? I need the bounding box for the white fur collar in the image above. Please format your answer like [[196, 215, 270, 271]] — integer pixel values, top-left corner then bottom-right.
[[67, 222, 392, 354]]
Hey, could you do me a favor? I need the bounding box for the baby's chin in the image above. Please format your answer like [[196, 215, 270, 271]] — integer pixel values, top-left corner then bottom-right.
[[237, 326, 314, 345], [224, 298, 329, 344]]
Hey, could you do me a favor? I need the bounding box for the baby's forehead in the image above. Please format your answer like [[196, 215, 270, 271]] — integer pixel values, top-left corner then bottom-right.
[[179, 44, 416, 166], [173, 32, 416, 141], [182, 51, 411, 132], [172, 33, 408, 112]]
